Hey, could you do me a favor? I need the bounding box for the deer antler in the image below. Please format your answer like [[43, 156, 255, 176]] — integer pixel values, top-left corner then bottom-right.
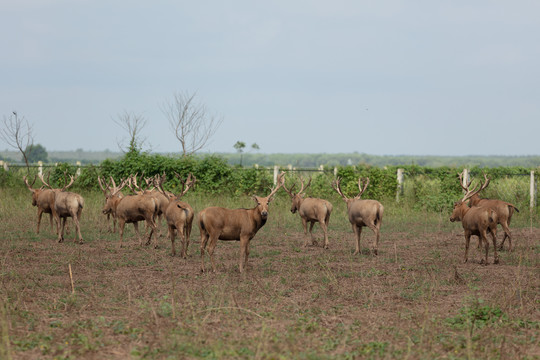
[[23, 175, 37, 191], [355, 177, 369, 199], [460, 173, 490, 203], [298, 176, 312, 195], [331, 177, 348, 200], [281, 174, 296, 197], [266, 172, 285, 199], [38, 173, 53, 189], [98, 175, 110, 195], [176, 173, 196, 198], [60, 175, 75, 191]]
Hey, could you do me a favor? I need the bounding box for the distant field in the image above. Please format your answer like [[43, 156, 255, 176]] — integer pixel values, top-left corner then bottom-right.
[[2, 149, 540, 167], [1, 189, 538, 359]]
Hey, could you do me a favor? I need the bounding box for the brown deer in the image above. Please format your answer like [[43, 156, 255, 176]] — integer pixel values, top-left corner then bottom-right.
[[98, 175, 124, 233], [39, 174, 84, 244], [332, 177, 384, 255], [127, 174, 169, 238], [199, 172, 285, 273], [102, 179, 158, 248], [154, 173, 196, 258], [23, 175, 57, 234], [450, 175, 499, 265], [459, 172, 519, 251], [283, 175, 333, 248]]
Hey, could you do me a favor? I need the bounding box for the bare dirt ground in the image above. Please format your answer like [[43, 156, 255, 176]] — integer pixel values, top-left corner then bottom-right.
[[1, 217, 538, 360]]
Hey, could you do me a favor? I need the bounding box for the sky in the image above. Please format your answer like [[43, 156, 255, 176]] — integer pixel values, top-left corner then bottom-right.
[[1, 1, 539, 156]]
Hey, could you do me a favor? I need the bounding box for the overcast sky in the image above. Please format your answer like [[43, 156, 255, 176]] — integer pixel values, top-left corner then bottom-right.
[[1, 1, 539, 156]]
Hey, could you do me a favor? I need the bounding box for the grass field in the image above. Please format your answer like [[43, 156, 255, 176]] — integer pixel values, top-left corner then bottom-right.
[[0, 189, 539, 359]]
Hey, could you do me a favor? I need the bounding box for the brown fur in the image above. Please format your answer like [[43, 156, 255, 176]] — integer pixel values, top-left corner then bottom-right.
[[23, 175, 56, 234], [469, 195, 519, 251], [332, 177, 384, 255], [450, 202, 499, 264], [283, 176, 333, 248], [199, 173, 284, 273], [37, 174, 84, 243]]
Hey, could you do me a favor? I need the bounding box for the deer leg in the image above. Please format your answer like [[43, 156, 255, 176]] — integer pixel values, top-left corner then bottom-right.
[[143, 216, 157, 247], [352, 224, 362, 255], [177, 225, 187, 259], [133, 222, 142, 246], [106, 213, 112, 233], [320, 218, 329, 249], [499, 222, 512, 252], [118, 220, 126, 248], [200, 230, 209, 273], [239, 236, 250, 273], [72, 215, 83, 244], [464, 233, 471, 263], [148, 219, 157, 248], [76, 208, 83, 244], [184, 223, 191, 258], [207, 235, 219, 273], [301, 218, 310, 247], [309, 221, 319, 247], [490, 228, 499, 264], [36, 209, 43, 234], [169, 226, 176, 256], [366, 222, 380, 256], [481, 232, 489, 265], [48, 213, 54, 233], [58, 217, 66, 243]]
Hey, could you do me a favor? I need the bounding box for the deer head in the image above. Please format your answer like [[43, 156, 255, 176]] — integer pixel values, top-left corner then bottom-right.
[[283, 175, 311, 213], [253, 172, 285, 219]]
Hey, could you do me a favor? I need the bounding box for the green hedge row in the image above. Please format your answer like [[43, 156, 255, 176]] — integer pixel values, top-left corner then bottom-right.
[[1, 151, 536, 212]]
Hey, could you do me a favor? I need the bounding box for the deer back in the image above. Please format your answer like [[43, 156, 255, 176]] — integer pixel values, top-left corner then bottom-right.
[[53, 191, 84, 217], [347, 199, 383, 225], [116, 194, 157, 222]]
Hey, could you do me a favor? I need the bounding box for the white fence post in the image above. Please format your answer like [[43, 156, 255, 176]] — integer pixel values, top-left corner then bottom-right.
[[273, 165, 279, 185], [76, 161, 81, 176], [334, 167, 338, 177], [0, 161, 7, 171], [396, 168, 404, 202], [531, 170, 537, 210], [462, 168, 469, 192], [38, 161, 43, 176]]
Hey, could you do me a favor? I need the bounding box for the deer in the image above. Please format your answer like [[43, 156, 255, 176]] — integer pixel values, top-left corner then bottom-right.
[[459, 172, 519, 251], [450, 175, 499, 265], [98, 175, 124, 233], [331, 177, 384, 255], [282, 175, 333, 249], [199, 172, 285, 273], [127, 174, 169, 238], [23, 175, 57, 234], [38, 174, 84, 244], [154, 173, 196, 258], [102, 178, 158, 248]]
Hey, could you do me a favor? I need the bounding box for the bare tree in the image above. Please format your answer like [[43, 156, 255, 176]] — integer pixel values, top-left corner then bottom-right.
[[114, 111, 147, 154], [162, 91, 223, 157], [0, 111, 33, 171]]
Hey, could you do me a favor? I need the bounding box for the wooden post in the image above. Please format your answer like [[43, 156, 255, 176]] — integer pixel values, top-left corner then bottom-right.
[[38, 161, 43, 176], [396, 168, 404, 202], [76, 161, 81, 176], [273, 165, 279, 185], [461, 168, 470, 192], [319, 165, 324, 173], [531, 171, 537, 210], [334, 167, 338, 177], [0, 161, 7, 171]]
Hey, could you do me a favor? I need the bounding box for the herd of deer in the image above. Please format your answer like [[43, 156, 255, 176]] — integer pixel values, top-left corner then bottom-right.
[[22, 170, 518, 272]]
